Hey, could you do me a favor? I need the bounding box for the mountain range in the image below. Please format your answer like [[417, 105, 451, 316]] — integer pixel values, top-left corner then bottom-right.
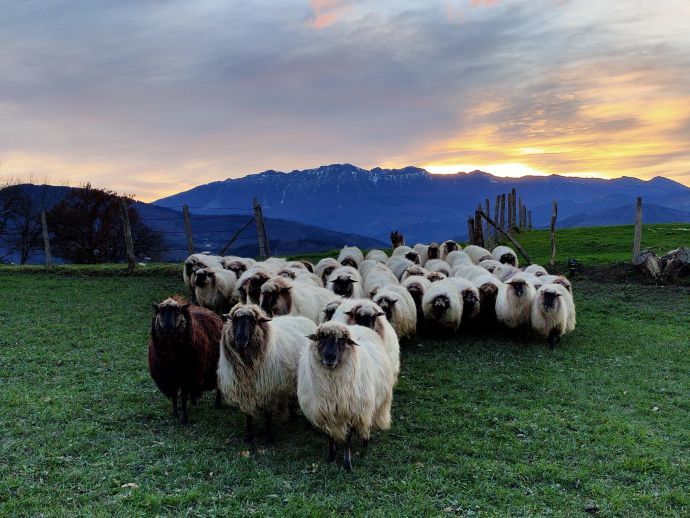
[[155, 164, 690, 243]]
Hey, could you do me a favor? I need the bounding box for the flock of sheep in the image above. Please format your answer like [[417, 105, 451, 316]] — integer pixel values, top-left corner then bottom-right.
[[148, 240, 576, 471]]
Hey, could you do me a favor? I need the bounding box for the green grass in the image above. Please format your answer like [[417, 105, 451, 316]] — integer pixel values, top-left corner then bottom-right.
[[1, 270, 688, 516]]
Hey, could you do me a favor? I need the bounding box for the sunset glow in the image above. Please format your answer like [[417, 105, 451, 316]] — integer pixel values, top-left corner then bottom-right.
[[1, 0, 689, 200]]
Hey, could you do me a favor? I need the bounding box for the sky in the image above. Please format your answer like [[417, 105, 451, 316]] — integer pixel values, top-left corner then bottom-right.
[[1, 0, 689, 201]]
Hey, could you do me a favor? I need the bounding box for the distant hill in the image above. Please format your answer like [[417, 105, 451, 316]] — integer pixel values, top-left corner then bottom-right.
[[154, 164, 690, 242], [560, 203, 690, 228], [0, 184, 386, 263]]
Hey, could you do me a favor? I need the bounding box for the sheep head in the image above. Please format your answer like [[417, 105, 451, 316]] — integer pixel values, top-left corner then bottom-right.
[[340, 257, 358, 269], [428, 243, 440, 260], [539, 288, 562, 312], [444, 241, 459, 253], [259, 277, 293, 317], [308, 322, 358, 370], [372, 294, 397, 322], [499, 253, 517, 266], [329, 273, 358, 298], [152, 297, 190, 335], [223, 305, 271, 356], [322, 300, 342, 322], [345, 303, 385, 330]]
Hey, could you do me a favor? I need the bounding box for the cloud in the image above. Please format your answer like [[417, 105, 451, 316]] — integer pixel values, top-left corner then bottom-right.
[[307, 0, 352, 28]]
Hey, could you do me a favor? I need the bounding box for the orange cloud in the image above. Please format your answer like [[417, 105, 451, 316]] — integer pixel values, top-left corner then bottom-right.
[[307, 0, 351, 29]]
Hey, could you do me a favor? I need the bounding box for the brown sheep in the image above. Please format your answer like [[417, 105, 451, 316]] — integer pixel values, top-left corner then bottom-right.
[[148, 296, 223, 425]]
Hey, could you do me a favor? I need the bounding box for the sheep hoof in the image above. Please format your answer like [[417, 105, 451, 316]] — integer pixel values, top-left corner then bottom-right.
[[179, 416, 189, 426], [343, 458, 353, 472]]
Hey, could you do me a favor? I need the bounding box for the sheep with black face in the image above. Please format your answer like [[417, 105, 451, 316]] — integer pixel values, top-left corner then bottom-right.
[[193, 266, 237, 315], [531, 284, 576, 349], [327, 266, 363, 299], [259, 276, 335, 323], [297, 321, 395, 472], [492, 245, 519, 268], [217, 304, 316, 443], [496, 272, 537, 329], [372, 285, 417, 341]]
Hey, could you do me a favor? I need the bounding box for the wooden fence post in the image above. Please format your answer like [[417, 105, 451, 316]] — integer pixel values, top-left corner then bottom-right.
[[528, 211, 533, 230], [510, 188, 517, 231], [253, 198, 270, 258], [182, 205, 194, 256], [484, 198, 491, 239], [474, 207, 484, 248], [549, 200, 558, 266], [633, 197, 642, 261], [467, 217, 475, 245], [120, 199, 136, 272], [517, 197, 523, 229], [499, 194, 506, 230], [478, 210, 532, 265], [494, 195, 500, 233], [41, 210, 52, 270]]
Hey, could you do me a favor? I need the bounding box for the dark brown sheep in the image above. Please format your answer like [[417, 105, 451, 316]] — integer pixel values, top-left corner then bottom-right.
[[148, 296, 223, 425]]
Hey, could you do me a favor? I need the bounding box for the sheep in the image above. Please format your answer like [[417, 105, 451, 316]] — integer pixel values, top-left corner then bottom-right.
[[390, 230, 405, 248], [439, 240, 460, 260], [495, 272, 537, 329], [492, 245, 519, 268], [392, 245, 421, 265], [183, 253, 221, 293], [425, 271, 447, 282], [413, 242, 440, 265], [471, 274, 502, 322], [193, 266, 238, 315], [221, 256, 256, 278], [148, 296, 223, 425], [327, 266, 364, 299], [321, 298, 343, 323], [365, 249, 388, 263], [422, 279, 464, 332], [278, 268, 323, 288], [445, 250, 473, 268], [464, 245, 493, 265], [453, 264, 494, 281], [479, 259, 518, 282], [338, 246, 364, 268], [362, 264, 399, 298], [358, 259, 382, 279], [530, 284, 575, 349], [372, 285, 417, 341], [523, 264, 548, 277], [259, 276, 335, 323], [217, 304, 316, 443], [445, 277, 481, 322], [236, 266, 274, 304], [261, 257, 288, 272], [315, 257, 341, 286], [386, 256, 416, 280], [425, 259, 452, 277], [401, 276, 431, 328], [331, 299, 400, 380], [539, 275, 574, 295], [298, 321, 395, 471], [400, 265, 429, 281]]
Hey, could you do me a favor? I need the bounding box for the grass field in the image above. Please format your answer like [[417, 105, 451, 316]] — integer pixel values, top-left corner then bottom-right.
[[1, 264, 689, 515]]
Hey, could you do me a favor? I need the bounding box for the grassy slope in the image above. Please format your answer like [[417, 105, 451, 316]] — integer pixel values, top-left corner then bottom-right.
[[1, 272, 688, 516]]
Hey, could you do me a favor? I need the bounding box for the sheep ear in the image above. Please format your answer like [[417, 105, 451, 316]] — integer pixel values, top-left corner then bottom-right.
[[389, 299, 398, 306], [221, 313, 230, 322], [346, 338, 359, 346], [281, 287, 292, 293], [259, 317, 272, 324], [350, 278, 358, 283], [376, 311, 385, 317], [344, 310, 354, 316], [151, 303, 160, 313], [306, 334, 318, 341], [180, 303, 191, 311]]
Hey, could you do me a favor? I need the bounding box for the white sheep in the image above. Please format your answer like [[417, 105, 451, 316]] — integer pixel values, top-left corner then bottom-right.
[[453, 264, 494, 281], [539, 275, 573, 295], [445, 250, 473, 268], [445, 277, 481, 322], [424, 259, 452, 277], [183, 253, 221, 293], [400, 265, 429, 281], [236, 266, 274, 304], [315, 257, 341, 286], [471, 274, 502, 322], [531, 283, 576, 349], [464, 245, 493, 265], [422, 279, 464, 332], [338, 246, 364, 268], [331, 298, 400, 381], [523, 264, 548, 277], [259, 276, 335, 323], [372, 285, 417, 341], [495, 272, 537, 329], [492, 245, 519, 268], [391, 245, 421, 264], [193, 266, 238, 315], [414, 242, 441, 265], [365, 249, 388, 263], [220, 256, 256, 278], [362, 264, 399, 298], [217, 304, 316, 443], [439, 240, 461, 259], [401, 275, 432, 328], [278, 268, 323, 288], [327, 266, 364, 299], [298, 321, 395, 471], [479, 259, 518, 282], [425, 271, 447, 282], [321, 298, 343, 323], [386, 256, 416, 280]]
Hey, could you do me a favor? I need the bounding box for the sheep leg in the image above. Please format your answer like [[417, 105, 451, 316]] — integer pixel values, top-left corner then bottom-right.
[[327, 437, 337, 463], [343, 431, 353, 472], [264, 410, 274, 444], [171, 391, 179, 419], [215, 389, 222, 409], [244, 415, 254, 444], [289, 401, 298, 421], [547, 329, 559, 350], [179, 390, 189, 425]]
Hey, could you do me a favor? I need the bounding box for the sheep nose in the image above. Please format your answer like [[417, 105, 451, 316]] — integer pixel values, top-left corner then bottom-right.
[[324, 352, 337, 361]]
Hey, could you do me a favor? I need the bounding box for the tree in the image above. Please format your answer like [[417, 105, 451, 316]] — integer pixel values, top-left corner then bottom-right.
[[47, 184, 164, 263], [0, 183, 46, 264]]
